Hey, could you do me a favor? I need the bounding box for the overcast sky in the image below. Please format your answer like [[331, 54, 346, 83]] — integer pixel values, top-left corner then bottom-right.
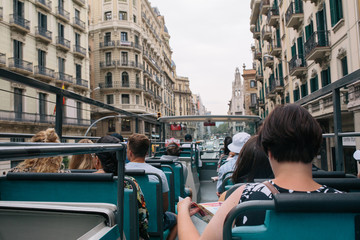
[[150, 0, 253, 115]]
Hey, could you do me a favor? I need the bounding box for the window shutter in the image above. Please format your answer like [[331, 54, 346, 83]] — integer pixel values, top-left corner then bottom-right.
[[329, 0, 336, 26]]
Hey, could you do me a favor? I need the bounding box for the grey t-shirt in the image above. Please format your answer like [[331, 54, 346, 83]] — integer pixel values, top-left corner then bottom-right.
[[126, 162, 169, 193]]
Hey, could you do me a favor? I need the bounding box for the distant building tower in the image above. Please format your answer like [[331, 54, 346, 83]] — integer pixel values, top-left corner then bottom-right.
[[228, 68, 245, 134]]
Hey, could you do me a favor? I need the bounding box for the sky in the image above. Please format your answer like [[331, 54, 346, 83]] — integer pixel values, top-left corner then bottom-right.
[[149, 0, 254, 115]]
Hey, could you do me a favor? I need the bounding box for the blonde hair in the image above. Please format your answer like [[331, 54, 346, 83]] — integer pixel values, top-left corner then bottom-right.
[[15, 128, 63, 173], [69, 139, 95, 169]]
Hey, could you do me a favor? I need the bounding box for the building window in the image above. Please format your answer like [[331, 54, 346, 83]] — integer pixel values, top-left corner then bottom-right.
[[121, 32, 128, 42], [301, 82, 308, 97], [119, 11, 127, 20], [14, 0, 24, 17], [250, 80, 256, 88], [293, 88, 300, 102], [121, 119, 131, 132], [75, 64, 82, 83], [75, 32, 80, 46], [105, 52, 112, 65], [14, 88, 23, 120], [38, 12, 48, 31], [76, 101, 82, 124], [13, 40, 23, 60], [106, 94, 114, 104], [136, 95, 140, 104], [38, 49, 46, 68], [329, 0, 343, 27], [341, 56, 348, 76], [104, 32, 111, 43], [108, 119, 115, 132], [310, 76, 319, 93], [122, 94, 130, 104], [285, 93, 290, 103], [104, 11, 112, 21], [121, 52, 128, 65], [122, 72, 129, 87], [58, 57, 65, 73], [39, 92, 46, 122], [133, 14, 136, 23], [250, 93, 257, 105], [58, 23, 65, 38], [105, 72, 112, 87], [321, 68, 331, 87]]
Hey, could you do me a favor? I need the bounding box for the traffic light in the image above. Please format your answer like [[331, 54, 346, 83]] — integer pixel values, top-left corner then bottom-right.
[[157, 112, 161, 119]]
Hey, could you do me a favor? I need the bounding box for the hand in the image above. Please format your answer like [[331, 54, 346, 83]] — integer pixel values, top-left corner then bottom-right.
[[177, 197, 192, 212]]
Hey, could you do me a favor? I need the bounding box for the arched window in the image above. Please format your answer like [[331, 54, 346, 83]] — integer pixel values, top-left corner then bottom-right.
[[122, 72, 129, 87], [105, 72, 112, 87]]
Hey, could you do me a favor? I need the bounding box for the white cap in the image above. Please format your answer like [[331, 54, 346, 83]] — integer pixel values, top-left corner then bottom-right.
[[228, 132, 251, 154], [354, 150, 360, 161]]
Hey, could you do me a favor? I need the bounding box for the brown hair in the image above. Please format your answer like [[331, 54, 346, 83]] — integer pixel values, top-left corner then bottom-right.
[[257, 104, 322, 163], [128, 133, 150, 158], [232, 135, 273, 183], [15, 128, 63, 173], [166, 143, 180, 156], [69, 139, 94, 169]]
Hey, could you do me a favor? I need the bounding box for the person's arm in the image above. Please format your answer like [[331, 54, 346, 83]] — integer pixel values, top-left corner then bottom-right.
[[216, 167, 224, 196], [177, 185, 245, 240], [162, 192, 169, 212]]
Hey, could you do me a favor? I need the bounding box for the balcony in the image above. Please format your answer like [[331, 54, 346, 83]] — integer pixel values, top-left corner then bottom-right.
[[100, 61, 117, 69], [250, 0, 261, 25], [264, 55, 274, 68], [9, 14, 30, 33], [134, 43, 142, 52], [99, 41, 116, 49], [35, 27, 52, 43], [117, 40, 133, 48], [73, 17, 85, 31], [267, 7, 279, 27], [266, 86, 276, 99], [289, 55, 307, 77], [0, 53, 6, 67], [73, 45, 86, 58], [8, 58, 33, 75], [55, 7, 70, 22], [270, 40, 281, 57], [34, 66, 55, 81], [255, 69, 263, 82], [258, 98, 265, 107], [55, 72, 73, 84], [253, 49, 262, 60], [56, 37, 70, 51], [262, 25, 272, 41], [260, 0, 270, 15], [304, 31, 331, 63], [73, 0, 85, 6], [274, 77, 284, 93], [74, 78, 89, 89], [35, 0, 52, 12], [252, 25, 260, 39], [285, 1, 304, 30], [155, 95, 162, 102]]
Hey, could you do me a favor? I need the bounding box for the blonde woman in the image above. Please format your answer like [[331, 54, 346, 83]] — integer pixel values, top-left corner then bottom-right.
[[69, 139, 95, 170], [10, 128, 67, 173]]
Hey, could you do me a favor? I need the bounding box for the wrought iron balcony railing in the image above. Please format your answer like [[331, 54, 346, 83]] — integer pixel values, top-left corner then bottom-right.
[[9, 14, 30, 31], [8, 58, 33, 72]]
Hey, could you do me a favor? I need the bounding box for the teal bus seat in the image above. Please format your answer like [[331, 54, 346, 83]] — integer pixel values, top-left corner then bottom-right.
[[223, 193, 360, 240], [126, 169, 170, 240], [0, 172, 139, 240]]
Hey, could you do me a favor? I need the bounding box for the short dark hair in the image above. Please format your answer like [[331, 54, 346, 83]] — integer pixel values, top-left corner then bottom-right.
[[96, 135, 121, 175], [257, 104, 322, 163], [166, 143, 180, 156], [184, 134, 192, 141], [232, 135, 273, 183], [128, 133, 150, 158]]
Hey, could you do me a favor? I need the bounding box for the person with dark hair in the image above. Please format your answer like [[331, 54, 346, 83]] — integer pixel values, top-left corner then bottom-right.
[[126, 133, 178, 240], [111, 133, 124, 142], [184, 134, 192, 142], [160, 143, 189, 183], [177, 104, 341, 240], [94, 135, 150, 239], [216, 136, 233, 172]]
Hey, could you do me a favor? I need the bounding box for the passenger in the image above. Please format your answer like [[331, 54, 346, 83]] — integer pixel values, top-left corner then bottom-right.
[[216, 136, 233, 172], [94, 135, 150, 240], [218, 135, 273, 201], [126, 133, 178, 240], [177, 104, 342, 240], [216, 132, 251, 196], [182, 134, 202, 167], [10, 128, 67, 173], [69, 139, 95, 170], [111, 132, 124, 142]]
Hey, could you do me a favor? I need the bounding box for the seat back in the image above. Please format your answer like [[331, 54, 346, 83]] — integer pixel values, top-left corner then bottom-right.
[[0, 172, 139, 240], [224, 193, 360, 240]]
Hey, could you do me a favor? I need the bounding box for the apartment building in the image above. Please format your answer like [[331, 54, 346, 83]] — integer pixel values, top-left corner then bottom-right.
[[174, 76, 193, 116], [0, 0, 90, 140], [242, 68, 258, 116], [250, 0, 360, 173], [88, 0, 177, 139]]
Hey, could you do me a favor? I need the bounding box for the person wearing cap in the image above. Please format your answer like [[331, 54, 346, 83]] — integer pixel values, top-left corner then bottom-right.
[[216, 132, 251, 196]]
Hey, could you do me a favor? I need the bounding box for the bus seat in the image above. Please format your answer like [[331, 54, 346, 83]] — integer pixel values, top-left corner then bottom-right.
[[223, 193, 360, 240], [219, 171, 234, 193], [314, 178, 360, 192], [126, 170, 170, 240], [0, 172, 139, 240]]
